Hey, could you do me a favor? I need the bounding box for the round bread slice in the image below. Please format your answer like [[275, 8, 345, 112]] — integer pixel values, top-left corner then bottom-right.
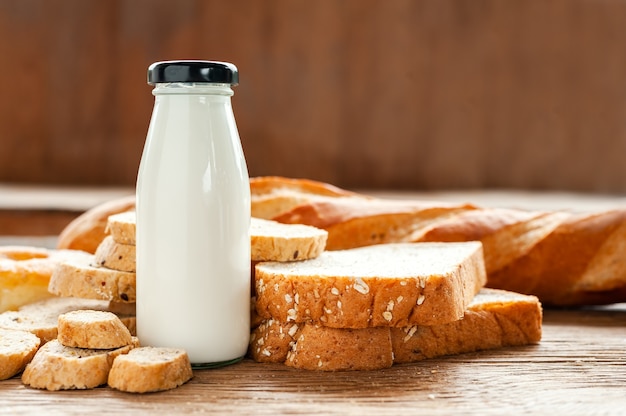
[[108, 347, 193, 393], [58, 310, 132, 349], [94, 236, 136, 272], [251, 218, 328, 261], [49, 255, 135, 303], [105, 211, 136, 246], [0, 328, 41, 380], [22, 338, 139, 390]]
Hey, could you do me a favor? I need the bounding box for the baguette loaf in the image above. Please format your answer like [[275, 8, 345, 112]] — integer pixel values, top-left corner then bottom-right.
[[255, 242, 486, 328], [250, 288, 542, 371], [251, 176, 626, 306]]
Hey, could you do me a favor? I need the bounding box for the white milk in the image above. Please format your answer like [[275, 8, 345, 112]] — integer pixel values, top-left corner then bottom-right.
[[136, 63, 250, 367]]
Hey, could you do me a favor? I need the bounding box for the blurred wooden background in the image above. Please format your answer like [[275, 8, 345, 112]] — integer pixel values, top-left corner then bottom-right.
[[1, 0, 626, 193]]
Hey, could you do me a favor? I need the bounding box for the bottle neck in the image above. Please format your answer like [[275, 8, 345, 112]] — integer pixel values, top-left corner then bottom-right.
[[152, 82, 234, 96]]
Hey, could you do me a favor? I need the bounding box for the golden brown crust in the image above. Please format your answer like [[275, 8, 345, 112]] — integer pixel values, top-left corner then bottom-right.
[[107, 347, 193, 393], [249, 289, 542, 371], [56, 195, 135, 254]]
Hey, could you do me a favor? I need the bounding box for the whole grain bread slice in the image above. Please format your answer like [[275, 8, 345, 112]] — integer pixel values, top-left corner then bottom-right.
[[22, 338, 139, 390], [105, 211, 136, 246], [251, 218, 328, 261], [255, 242, 486, 328], [250, 288, 542, 371], [0, 328, 41, 380]]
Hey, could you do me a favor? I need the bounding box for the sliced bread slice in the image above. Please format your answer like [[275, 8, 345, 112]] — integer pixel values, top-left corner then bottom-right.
[[22, 338, 139, 390], [254, 242, 486, 328], [94, 236, 136, 273], [48, 255, 135, 303], [0, 328, 41, 380], [250, 288, 542, 371], [251, 218, 327, 261], [57, 310, 133, 349], [105, 211, 137, 246], [107, 347, 193, 393]]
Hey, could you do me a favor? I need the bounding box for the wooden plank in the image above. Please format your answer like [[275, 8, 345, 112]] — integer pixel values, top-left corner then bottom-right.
[[0, 306, 624, 414], [2, 1, 626, 192]]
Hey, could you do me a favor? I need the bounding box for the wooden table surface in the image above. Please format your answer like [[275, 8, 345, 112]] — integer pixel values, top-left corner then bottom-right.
[[0, 187, 625, 414]]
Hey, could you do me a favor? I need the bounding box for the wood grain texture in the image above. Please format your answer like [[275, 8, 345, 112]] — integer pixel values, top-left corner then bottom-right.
[[0, 306, 624, 415], [1, 0, 626, 192]]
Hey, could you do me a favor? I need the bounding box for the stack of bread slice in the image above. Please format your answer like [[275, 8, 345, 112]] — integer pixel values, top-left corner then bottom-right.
[[57, 206, 542, 371]]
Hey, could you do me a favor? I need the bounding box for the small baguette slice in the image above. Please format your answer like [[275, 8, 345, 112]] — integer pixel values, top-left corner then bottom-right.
[[49, 255, 135, 303], [105, 211, 137, 246], [250, 289, 542, 371], [255, 242, 486, 328], [251, 218, 327, 261], [58, 310, 133, 349], [0, 328, 41, 380], [22, 338, 139, 390], [94, 236, 136, 273], [108, 347, 193, 393]]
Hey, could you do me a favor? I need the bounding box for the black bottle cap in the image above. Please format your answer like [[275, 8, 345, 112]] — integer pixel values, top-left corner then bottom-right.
[[147, 61, 238, 86]]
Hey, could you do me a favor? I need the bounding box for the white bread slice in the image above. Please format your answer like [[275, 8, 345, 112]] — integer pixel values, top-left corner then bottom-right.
[[57, 310, 133, 349], [0, 328, 41, 380], [22, 338, 139, 390], [255, 242, 486, 328], [48, 255, 135, 303], [107, 347, 193, 393], [250, 288, 542, 371], [0, 297, 136, 343], [94, 236, 136, 272]]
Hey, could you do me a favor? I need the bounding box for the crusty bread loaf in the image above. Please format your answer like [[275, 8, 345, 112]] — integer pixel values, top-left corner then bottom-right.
[[57, 195, 135, 254], [94, 236, 136, 272], [22, 338, 138, 390], [250, 288, 542, 371], [251, 218, 328, 261], [251, 176, 626, 306], [49, 255, 136, 303], [0, 297, 136, 342], [105, 211, 136, 245], [107, 347, 193, 393], [57, 310, 133, 349], [0, 246, 93, 312], [255, 242, 486, 328], [0, 328, 41, 380]]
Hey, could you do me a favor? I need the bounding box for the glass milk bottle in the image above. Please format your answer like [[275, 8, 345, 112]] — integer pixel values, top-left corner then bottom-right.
[[136, 61, 251, 367]]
